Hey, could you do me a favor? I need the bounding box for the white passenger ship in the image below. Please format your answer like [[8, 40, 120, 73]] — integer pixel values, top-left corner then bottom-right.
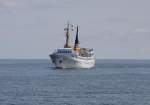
[[50, 23, 95, 69]]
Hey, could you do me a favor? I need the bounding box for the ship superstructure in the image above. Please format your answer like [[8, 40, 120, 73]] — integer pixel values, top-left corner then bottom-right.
[[50, 23, 95, 69]]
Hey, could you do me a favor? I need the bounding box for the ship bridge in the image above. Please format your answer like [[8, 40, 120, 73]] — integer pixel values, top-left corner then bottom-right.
[[57, 48, 73, 54]]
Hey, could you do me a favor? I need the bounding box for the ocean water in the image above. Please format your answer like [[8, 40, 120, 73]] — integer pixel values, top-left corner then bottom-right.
[[0, 59, 150, 105]]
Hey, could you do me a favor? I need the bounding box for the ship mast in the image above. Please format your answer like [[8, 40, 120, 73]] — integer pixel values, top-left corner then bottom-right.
[[64, 22, 73, 48]]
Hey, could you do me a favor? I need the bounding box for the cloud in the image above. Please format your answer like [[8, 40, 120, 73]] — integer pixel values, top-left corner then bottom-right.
[[133, 28, 150, 33], [0, 0, 18, 8]]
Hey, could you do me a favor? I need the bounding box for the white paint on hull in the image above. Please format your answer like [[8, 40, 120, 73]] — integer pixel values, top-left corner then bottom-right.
[[50, 55, 95, 69]]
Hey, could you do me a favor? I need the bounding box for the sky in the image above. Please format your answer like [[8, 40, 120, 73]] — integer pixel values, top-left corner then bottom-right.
[[0, 0, 150, 59]]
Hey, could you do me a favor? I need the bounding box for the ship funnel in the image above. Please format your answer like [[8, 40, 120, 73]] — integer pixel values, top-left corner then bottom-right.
[[74, 26, 80, 51]]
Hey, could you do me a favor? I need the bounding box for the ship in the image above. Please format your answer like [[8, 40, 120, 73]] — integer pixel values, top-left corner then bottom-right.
[[50, 23, 95, 69]]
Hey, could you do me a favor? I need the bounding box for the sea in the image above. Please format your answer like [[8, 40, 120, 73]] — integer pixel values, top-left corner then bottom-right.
[[0, 59, 150, 105]]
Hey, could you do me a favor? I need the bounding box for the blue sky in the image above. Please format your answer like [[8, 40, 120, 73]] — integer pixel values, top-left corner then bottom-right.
[[0, 0, 150, 59]]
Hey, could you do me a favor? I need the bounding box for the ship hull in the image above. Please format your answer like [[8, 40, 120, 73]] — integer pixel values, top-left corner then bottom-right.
[[50, 54, 95, 69]]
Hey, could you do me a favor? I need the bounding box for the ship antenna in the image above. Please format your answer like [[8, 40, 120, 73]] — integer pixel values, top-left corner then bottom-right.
[[64, 22, 73, 48]]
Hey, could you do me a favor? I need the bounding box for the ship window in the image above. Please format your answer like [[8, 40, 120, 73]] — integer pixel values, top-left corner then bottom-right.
[[58, 50, 72, 53]]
